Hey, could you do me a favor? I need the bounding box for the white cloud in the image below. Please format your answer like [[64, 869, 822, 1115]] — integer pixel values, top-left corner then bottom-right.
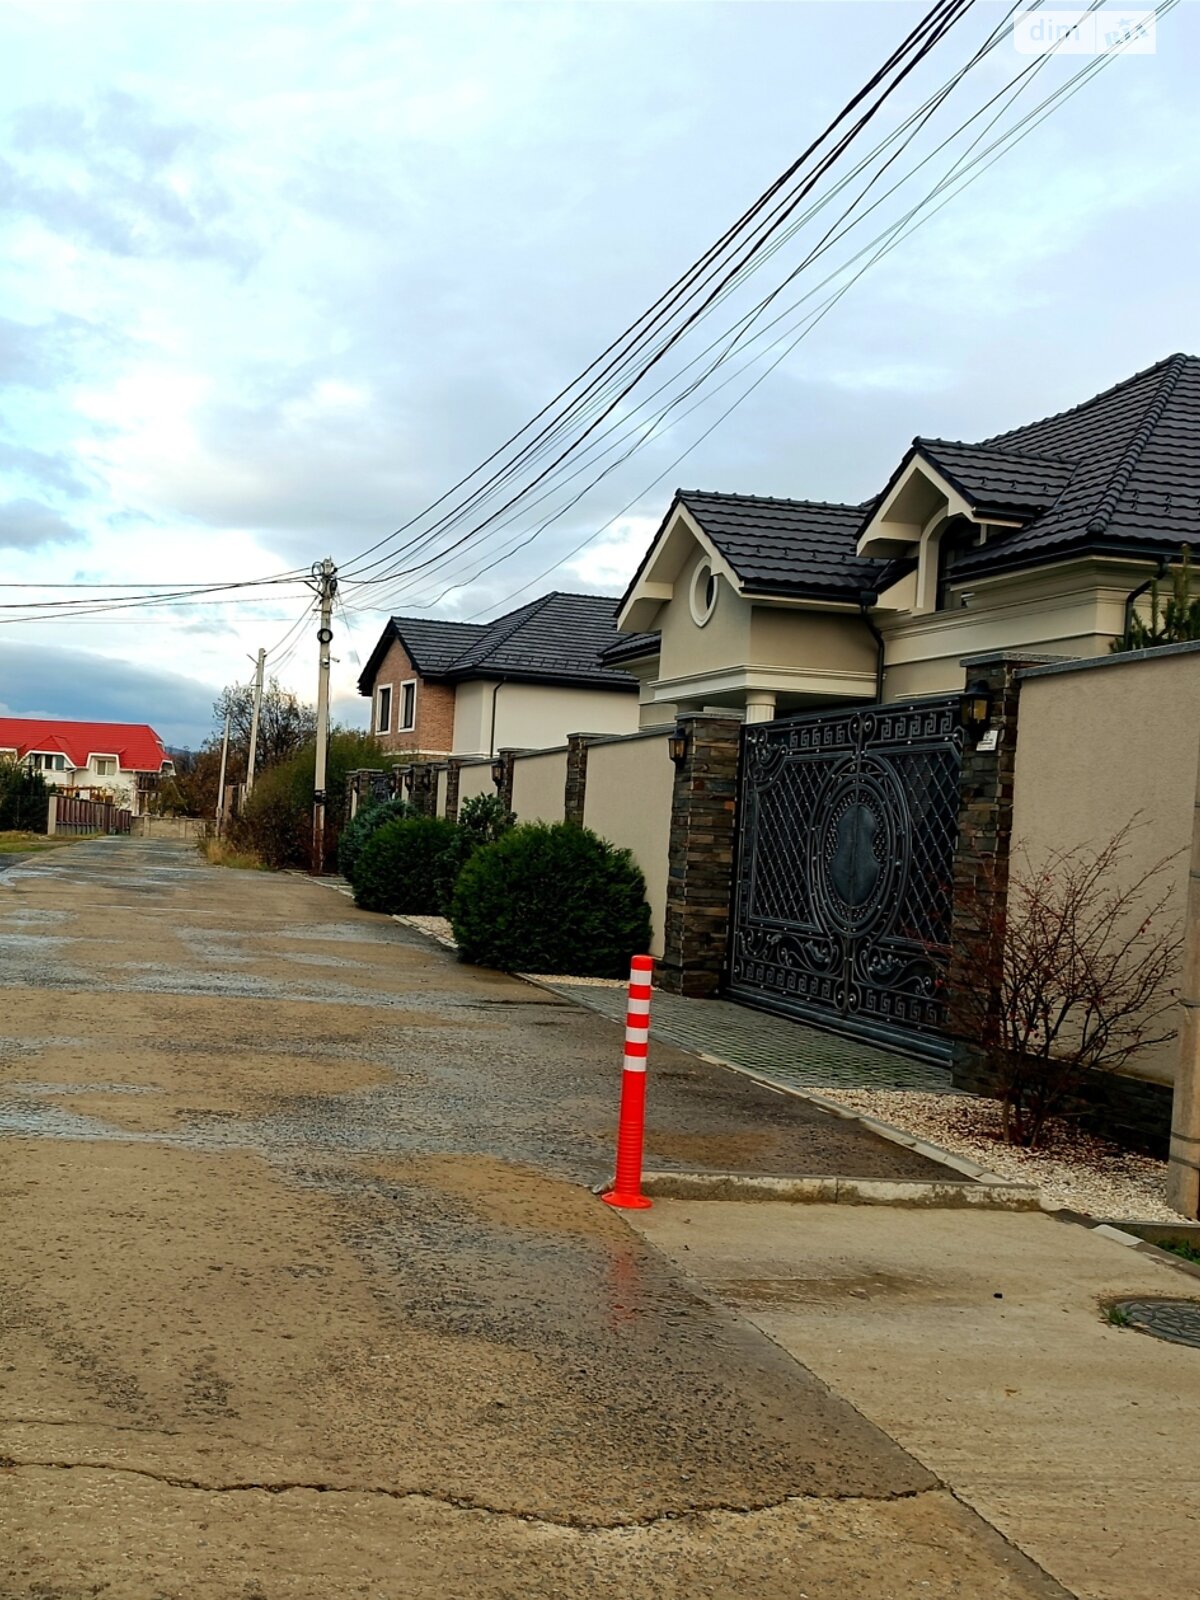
[[566, 515, 660, 591]]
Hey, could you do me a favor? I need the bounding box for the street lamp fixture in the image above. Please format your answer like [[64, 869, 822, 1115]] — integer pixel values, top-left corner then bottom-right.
[[961, 679, 993, 736]]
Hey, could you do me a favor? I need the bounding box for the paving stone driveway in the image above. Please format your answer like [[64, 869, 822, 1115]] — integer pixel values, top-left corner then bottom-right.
[[537, 978, 952, 1094]]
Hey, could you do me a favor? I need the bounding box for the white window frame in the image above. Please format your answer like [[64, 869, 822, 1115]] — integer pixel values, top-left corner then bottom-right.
[[398, 679, 417, 733], [92, 754, 119, 778], [27, 751, 67, 773], [376, 684, 393, 735]]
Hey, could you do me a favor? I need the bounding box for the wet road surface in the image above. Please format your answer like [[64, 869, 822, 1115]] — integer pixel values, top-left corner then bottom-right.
[[0, 840, 1062, 1598]]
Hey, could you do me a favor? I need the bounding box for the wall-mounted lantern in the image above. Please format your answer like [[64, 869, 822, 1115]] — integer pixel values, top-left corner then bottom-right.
[[402, 767, 415, 794], [491, 759, 505, 788], [961, 679, 993, 737], [668, 727, 690, 768]]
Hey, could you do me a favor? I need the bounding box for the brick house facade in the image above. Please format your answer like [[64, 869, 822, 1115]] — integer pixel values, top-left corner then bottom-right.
[[357, 593, 640, 758], [368, 637, 457, 756]]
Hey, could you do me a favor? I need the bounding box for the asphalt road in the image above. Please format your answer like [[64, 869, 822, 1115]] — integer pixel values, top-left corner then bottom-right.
[[0, 839, 1063, 1599]]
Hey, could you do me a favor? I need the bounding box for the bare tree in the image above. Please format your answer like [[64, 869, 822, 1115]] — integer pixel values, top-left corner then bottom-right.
[[213, 679, 317, 774], [951, 823, 1183, 1148]]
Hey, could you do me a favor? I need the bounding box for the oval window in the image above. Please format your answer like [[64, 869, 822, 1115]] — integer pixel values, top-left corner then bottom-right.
[[689, 557, 719, 627]]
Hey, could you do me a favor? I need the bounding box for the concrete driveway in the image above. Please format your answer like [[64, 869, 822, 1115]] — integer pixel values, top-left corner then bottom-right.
[[0, 838, 1063, 1599]]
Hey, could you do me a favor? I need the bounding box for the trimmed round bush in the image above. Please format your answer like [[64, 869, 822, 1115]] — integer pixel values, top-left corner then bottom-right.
[[433, 792, 515, 914], [353, 816, 459, 914], [450, 822, 652, 977], [337, 795, 413, 885]]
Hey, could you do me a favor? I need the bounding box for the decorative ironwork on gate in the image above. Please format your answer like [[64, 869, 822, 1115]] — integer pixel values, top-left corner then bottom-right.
[[727, 698, 964, 1058]]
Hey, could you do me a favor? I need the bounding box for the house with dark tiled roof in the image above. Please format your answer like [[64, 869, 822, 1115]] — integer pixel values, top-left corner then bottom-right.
[[614, 354, 1200, 724], [357, 592, 639, 756]]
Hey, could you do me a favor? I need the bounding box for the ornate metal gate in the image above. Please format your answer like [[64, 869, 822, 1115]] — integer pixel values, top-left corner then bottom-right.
[[726, 698, 964, 1058]]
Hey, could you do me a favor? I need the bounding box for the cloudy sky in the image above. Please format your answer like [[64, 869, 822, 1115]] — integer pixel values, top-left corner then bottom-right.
[[0, 0, 1195, 747]]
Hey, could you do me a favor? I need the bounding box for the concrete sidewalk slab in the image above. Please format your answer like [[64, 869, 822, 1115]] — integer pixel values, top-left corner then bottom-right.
[[629, 1202, 1200, 1600]]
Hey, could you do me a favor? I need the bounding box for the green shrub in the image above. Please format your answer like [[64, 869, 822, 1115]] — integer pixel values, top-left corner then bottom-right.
[[450, 822, 651, 977], [338, 795, 413, 884], [354, 816, 459, 913], [0, 760, 50, 833], [433, 793, 515, 914], [233, 731, 383, 870]]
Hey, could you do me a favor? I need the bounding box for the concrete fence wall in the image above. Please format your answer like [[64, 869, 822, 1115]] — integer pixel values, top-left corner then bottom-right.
[[582, 732, 674, 958], [130, 815, 203, 842], [1010, 641, 1200, 1085], [509, 747, 568, 824], [435, 767, 449, 819], [457, 759, 496, 809]]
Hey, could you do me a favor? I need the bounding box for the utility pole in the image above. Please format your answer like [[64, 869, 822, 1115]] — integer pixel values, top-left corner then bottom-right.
[[215, 710, 231, 837], [245, 647, 266, 799], [311, 558, 337, 874]]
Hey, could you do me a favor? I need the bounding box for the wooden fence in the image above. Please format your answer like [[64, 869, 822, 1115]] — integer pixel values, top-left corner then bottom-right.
[[47, 793, 133, 836]]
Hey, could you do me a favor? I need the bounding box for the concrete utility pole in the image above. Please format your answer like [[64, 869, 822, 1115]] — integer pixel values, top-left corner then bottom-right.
[[311, 558, 337, 875], [1167, 725, 1200, 1218], [245, 648, 266, 799], [215, 710, 232, 837]]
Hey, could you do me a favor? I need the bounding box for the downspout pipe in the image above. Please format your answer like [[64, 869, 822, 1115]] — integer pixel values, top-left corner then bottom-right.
[[859, 592, 885, 703], [488, 678, 505, 757], [1121, 556, 1171, 647]]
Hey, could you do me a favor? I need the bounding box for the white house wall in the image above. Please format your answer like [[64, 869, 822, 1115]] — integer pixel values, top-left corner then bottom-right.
[[452, 680, 637, 756]]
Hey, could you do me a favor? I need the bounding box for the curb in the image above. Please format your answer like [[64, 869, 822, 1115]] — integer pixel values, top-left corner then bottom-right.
[[1050, 1212, 1200, 1282], [352, 916, 1033, 1204], [520, 973, 1021, 1194], [637, 1170, 1041, 1209], [391, 913, 458, 949]]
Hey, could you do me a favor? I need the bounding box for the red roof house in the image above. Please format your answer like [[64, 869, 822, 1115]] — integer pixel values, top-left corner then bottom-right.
[[0, 717, 173, 811]]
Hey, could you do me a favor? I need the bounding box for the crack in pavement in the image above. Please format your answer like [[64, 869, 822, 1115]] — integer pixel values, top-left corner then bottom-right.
[[0, 1455, 930, 1530]]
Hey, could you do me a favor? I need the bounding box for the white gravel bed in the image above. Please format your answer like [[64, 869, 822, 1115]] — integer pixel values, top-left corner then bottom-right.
[[393, 914, 457, 948], [523, 974, 626, 988], [820, 1089, 1182, 1222]]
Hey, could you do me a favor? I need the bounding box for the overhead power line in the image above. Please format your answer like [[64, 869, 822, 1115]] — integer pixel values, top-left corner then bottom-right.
[[375, 0, 1173, 622], [337, 0, 979, 589]]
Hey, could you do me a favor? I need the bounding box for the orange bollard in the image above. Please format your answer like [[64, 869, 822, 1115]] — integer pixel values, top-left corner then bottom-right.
[[602, 955, 654, 1210]]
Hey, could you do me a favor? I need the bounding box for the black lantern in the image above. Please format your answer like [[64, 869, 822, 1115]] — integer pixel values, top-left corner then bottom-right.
[[491, 759, 504, 788], [668, 727, 690, 767], [402, 767, 415, 794], [961, 679, 992, 735]]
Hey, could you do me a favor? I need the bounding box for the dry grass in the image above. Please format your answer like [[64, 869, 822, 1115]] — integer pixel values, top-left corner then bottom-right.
[[198, 835, 265, 871], [0, 830, 98, 854]]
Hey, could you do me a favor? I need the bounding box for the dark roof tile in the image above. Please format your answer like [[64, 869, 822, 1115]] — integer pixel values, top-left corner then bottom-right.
[[677, 488, 879, 599], [359, 593, 636, 693]]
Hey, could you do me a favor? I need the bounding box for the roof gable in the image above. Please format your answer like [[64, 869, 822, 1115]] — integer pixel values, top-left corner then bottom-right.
[[954, 352, 1200, 576], [358, 594, 637, 694], [616, 487, 884, 631]]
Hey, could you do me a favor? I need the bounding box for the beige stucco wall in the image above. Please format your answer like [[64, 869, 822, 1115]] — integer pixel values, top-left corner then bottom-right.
[[456, 760, 497, 807], [452, 679, 638, 756], [435, 767, 448, 819], [452, 681, 494, 756], [751, 608, 877, 677], [880, 558, 1149, 704], [656, 566, 752, 685], [510, 748, 568, 824], [582, 732, 674, 958], [1011, 646, 1200, 1084]]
